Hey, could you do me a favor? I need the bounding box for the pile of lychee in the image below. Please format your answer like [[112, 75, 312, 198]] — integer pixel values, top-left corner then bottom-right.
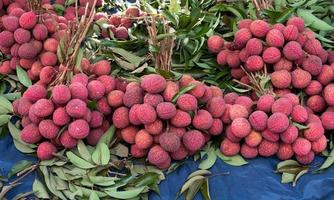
[[221, 92, 327, 165], [14, 70, 116, 160], [110, 74, 225, 169]]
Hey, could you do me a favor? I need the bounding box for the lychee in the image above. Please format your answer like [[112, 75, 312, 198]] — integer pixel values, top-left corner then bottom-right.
[[273, 58, 293, 71], [107, 90, 124, 108], [145, 119, 163, 135], [2, 16, 19, 32], [311, 135, 327, 153], [19, 11, 37, 29], [256, 94, 274, 113], [225, 125, 242, 143], [249, 110, 268, 131], [39, 119, 59, 139], [68, 119, 90, 139], [304, 38, 322, 55], [112, 107, 129, 128], [258, 140, 279, 157], [233, 28, 252, 47], [266, 29, 285, 47], [307, 95, 326, 113], [163, 81, 179, 102], [135, 130, 153, 149], [32, 24, 48, 41], [220, 138, 240, 156], [245, 38, 263, 55], [141, 74, 166, 94], [87, 80, 105, 100], [207, 35, 224, 53], [302, 55, 322, 76], [32, 99, 54, 118], [283, 25, 299, 41], [262, 129, 279, 142], [241, 144, 258, 159], [136, 103, 157, 124], [287, 17, 305, 32], [249, 20, 270, 37], [120, 126, 138, 144], [277, 143, 294, 160], [159, 132, 181, 152], [131, 144, 148, 158], [293, 137, 311, 156], [52, 85, 71, 104], [14, 28, 31, 44], [283, 41, 303, 61], [18, 43, 38, 59], [176, 94, 198, 111], [52, 107, 70, 126], [267, 112, 289, 133], [183, 130, 205, 152], [321, 111, 334, 130], [192, 109, 214, 130], [272, 97, 293, 116], [324, 84, 334, 106], [65, 99, 87, 118], [123, 88, 143, 107], [37, 142, 57, 160], [208, 118, 223, 135], [171, 145, 188, 160], [156, 102, 177, 119], [148, 145, 170, 166], [231, 117, 251, 138], [305, 80, 322, 96], [245, 130, 262, 147], [217, 50, 228, 65], [296, 151, 314, 165], [20, 124, 42, 144], [304, 122, 324, 142], [317, 65, 334, 85], [144, 93, 163, 107], [291, 68, 311, 89], [245, 55, 264, 71], [262, 47, 281, 64]]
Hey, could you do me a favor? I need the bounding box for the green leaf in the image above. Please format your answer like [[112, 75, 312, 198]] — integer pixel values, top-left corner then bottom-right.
[[33, 179, 50, 199], [110, 143, 128, 157], [77, 140, 92, 162], [185, 178, 204, 200], [293, 169, 308, 187], [0, 95, 13, 112], [133, 172, 160, 187], [110, 47, 144, 68], [12, 191, 33, 200], [171, 84, 196, 103], [99, 126, 115, 146], [2, 92, 21, 101], [16, 66, 32, 87], [12, 139, 36, 153], [293, 122, 309, 130], [297, 9, 334, 31], [89, 192, 100, 200], [75, 48, 84, 72], [199, 148, 217, 170], [66, 151, 95, 169], [277, 160, 301, 170], [316, 148, 334, 172], [8, 160, 33, 178], [180, 176, 205, 195], [0, 115, 10, 126], [88, 176, 117, 186], [92, 143, 110, 165], [187, 170, 211, 180], [281, 172, 295, 183], [200, 179, 211, 200], [105, 186, 145, 199], [216, 150, 248, 166]]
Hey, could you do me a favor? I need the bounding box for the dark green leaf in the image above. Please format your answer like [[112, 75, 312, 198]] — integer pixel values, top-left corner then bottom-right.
[[216, 150, 248, 166], [200, 179, 211, 200], [33, 179, 50, 199], [8, 160, 33, 178], [66, 152, 95, 169]]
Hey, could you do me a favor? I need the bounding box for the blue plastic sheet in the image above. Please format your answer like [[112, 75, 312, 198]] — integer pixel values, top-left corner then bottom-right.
[[2, 133, 334, 200]]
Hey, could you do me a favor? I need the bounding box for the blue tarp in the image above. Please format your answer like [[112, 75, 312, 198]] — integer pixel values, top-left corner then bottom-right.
[[1, 134, 334, 200]]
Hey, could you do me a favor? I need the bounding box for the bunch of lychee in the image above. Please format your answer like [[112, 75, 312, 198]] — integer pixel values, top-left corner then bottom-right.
[[13, 71, 116, 160], [220, 92, 327, 165], [109, 74, 225, 169], [208, 17, 334, 104], [0, 0, 66, 82]]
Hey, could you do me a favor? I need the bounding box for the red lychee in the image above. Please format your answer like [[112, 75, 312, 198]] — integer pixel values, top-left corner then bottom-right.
[[267, 112, 289, 133], [183, 130, 205, 152], [220, 138, 240, 156], [207, 35, 224, 53], [37, 142, 56, 160]]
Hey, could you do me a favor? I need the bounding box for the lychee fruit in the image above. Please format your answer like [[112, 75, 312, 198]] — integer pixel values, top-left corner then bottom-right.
[[145, 119, 163, 135], [262, 129, 279, 142], [52, 107, 70, 126], [176, 94, 198, 111], [207, 35, 224, 53], [324, 84, 334, 106], [283, 25, 299, 41], [224, 92, 239, 104], [206, 97, 226, 118], [2, 16, 19, 32], [267, 112, 289, 133], [136, 103, 157, 124], [159, 132, 181, 152], [163, 81, 179, 102], [291, 68, 311, 89], [293, 137, 311, 156], [148, 145, 170, 166], [23, 85, 47, 103], [120, 126, 138, 144], [32, 99, 54, 118], [272, 97, 293, 116], [43, 38, 58, 53], [188, 81, 205, 98], [93, 60, 111, 76], [249, 110, 268, 131], [304, 38, 322, 55], [192, 109, 214, 130], [112, 106, 130, 129], [171, 145, 188, 160], [287, 17, 305, 32], [305, 80, 322, 96], [65, 99, 87, 118], [39, 119, 59, 139], [14, 28, 31, 44], [302, 55, 322, 76], [52, 85, 71, 104], [208, 118, 223, 135], [123, 88, 143, 107], [241, 144, 258, 159], [225, 125, 242, 143], [321, 111, 334, 130], [249, 20, 270, 37], [144, 93, 163, 108], [311, 135, 327, 153], [266, 29, 285, 47], [245, 55, 264, 71], [19, 11, 37, 29], [258, 140, 279, 157], [262, 47, 281, 64], [217, 50, 228, 65], [233, 28, 252, 47], [141, 74, 166, 94], [231, 117, 251, 138], [183, 130, 205, 152], [277, 143, 294, 160], [304, 122, 324, 142], [296, 151, 314, 165], [37, 142, 56, 160], [307, 95, 326, 113], [131, 144, 148, 158], [256, 94, 274, 113], [245, 130, 262, 147], [71, 73, 89, 86], [245, 38, 263, 55], [273, 58, 293, 71], [283, 41, 303, 61], [20, 124, 42, 144], [156, 102, 176, 119], [220, 138, 241, 156], [87, 80, 105, 100], [135, 130, 153, 149]]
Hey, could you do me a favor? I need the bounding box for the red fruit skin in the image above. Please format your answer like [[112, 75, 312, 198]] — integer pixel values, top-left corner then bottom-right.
[[257, 94, 274, 113], [324, 84, 334, 106], [69, 82, 88, 101], [189, 81, 205, 98], [144, 93, 163, 108], [220, 138, 240, 156], [311, 135, 327, 154], [207, 35, 224, 53], [241, 144, 258, 158], [302, 55, 322, 76], [163, 81, 179, 102], [267, 112, 289, 133], [304, 122, 324, 142], [19, 11, 37, 29], [156, 102, 176, 119], [225, 125, 242, 143], [283, 25, 299, 41], [52, 85, 71, 104], [53, 107, 70, 126], [287, 17, 305, 32], [307, 95, 326, 113], [280, 125, 298, 144], [317, 65, 334, 85], [283, 41, 303, 61], [39, 120, 59, 139], [159, 132, 181, 152], [20, 124, 42, 144], [208, 119, 223, 135], [229, 104, 249, 120], [148, 145, 170, 165], [231, 117, 251, 138], [97, 75, 116, 93], [245, 55, 264, 71], [262, 47, 281, 64], [14, 28, 31, 44], [140, 74, 166, 94], [245, 130, 262, 147], [145, 119, 163, 135], [93, 60, 111, 76], [293, 137, 311, 156], [271, 98, 293, 116], [176, 94, 198, 111], [200, 86, 213, 103], [233, 28, 252, 48], [33, 24, 48, 41], [37, 142, 57, 160], [183, 130, 205, 152], [129, 104, 141, 125], [271, 70, 291, 89], [86, 129, 104, 146], [192, 110, 214, 130], [66, 99, 87, 118], [237, 19, 253, 29], [245, 38, 263, 55], [248, 111, 268, 131], [249, 20, 270, 38], [71, 73, 89, 86], [123, 88, 143, 107], [217, 50, 228, 66], [68, 119, 90, 139], [224, 92, 239, 104], [291, 68, 312, 89], [32, 99, 54, 118], [321, 111, 334, 130], [135, 130, 153, 149], [206, 97, 226, 118], [171, 145, 188, 160], [305, 80, 322, 96], [296, 151, 315, 165], [87, 80, 106, 100], [291, 105, 308, 123], [226, 51, 241, 68], [120, 126, 138, 144], [107, 90, 124, 108], [112, 107, 130, 129], [304, 38, 322, 56], [274, 58, 293, 71], [258, 140, 279, 157], [277, 143, 294, 160], [262, 129, 279, 142], [137, 103, 157, 124], [266, 29, 285, 47], [131, 144, 148, 158]]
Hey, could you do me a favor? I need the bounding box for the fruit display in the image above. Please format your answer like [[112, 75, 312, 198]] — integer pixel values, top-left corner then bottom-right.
[[2, 0, 334, 199]]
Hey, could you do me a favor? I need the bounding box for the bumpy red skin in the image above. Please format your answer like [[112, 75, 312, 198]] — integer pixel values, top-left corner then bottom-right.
[[52, 85, 71, 104], [302, 55, 322, 76], [207, 35, 224, 53], [240, 144, 258, 159], [274, 58, 293, 71], [170, 109, 191, 127], [287, 17, 305, 32], [98, 75, 116, 93], [258, 140, 279, 157], [226, 51, 241, 68], [271, 97, 293, 116], [266, 29, 285, 47], [208, 119, 223, 135], [145, 119, 163, 135], [233, 28, 252, 48], [293, 137, 312, 156], [183, 130, 205, 152], [256, 94, 274, 113], [291, 105, 308, 123], [148, 145, 170, 165], [245, 38, 263, 55], [311, 135, 327, 153], [317, 65, 334, 86], [141, 74, 167, 94], [206, 97, 226, 118], [179, 74, 194, 88], [32, 99, 54, 118], [144, 93, 163, 108], [237, 19, 253, 29], [324, 84, 334, 106], [271, 70, 291, 89], [217, 50, 228, 66], [321, 111, 334, 130], [291, 68, 312, 89], [136, 103, 157, 124], [2, 16, 19, 32], [123, 88, 143, 107], [231, 117, 251, 138], [86, 129, 104, 146], [249, 20, 270, 38], [19, 11, 37, 29], [89, 111, 103, 128], [267, 112, 289, 133], [68, 119, 90, 139], [245, 130, 262, 147], [176, 94, 198, 111], [37, 142, 57, 160], [249, 111, 268, 131], [229, 104, 249, 120], [20, 124, 42, 144], [307, 95, 326, 113], [39, 120, 59, 139], [159, 132, 181, 152], [225, 125, 242, 143], [113, 106, 130, 128], [277, 143, 294, 160], [304, 38, 322, 56], [87, 80, 106, 100], [69, 82, 88, 101], [120, 126, 138, 144], [262, 129, 279, 142], [192, 109, 214, 130], [283, 41, 303, 61], [296, 151, 314, 165], [71, 73, 89, 86], [283, 25, 299, 41], [171, 145, 188, 160], [33, 24, 48, 41], [200, 86, 213, 103], [131, 144, 148, 158], [224, 92, 239, 104], [220, 138, 240, 156], [107, 90, 124, 108], [66, 99, 87, 118], [262, 47, 281, 64], [305, 80, 322, 96], [304, 122, 324, 142], [93, 60, 111, 76], [135, 130, 153, 149], [163, 81, 179, 102], [14, 28, 31, 44], [245, 55, 264, 71], [280, 125, 298, 144]]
